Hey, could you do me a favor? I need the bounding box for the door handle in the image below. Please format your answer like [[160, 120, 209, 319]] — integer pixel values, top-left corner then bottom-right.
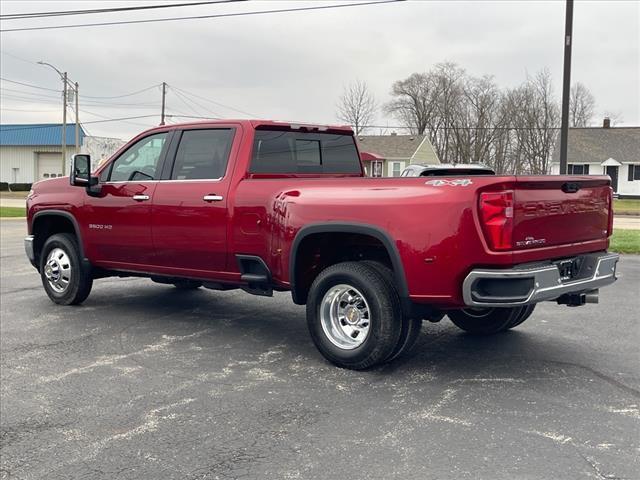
[[132, 194, 150, 201], [203, 194, 224, 202]]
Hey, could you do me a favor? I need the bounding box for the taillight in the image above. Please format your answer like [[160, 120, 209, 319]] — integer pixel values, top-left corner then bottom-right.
[[479, 190, 514, 251]]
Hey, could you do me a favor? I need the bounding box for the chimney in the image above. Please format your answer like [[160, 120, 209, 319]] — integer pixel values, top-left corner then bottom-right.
[[603, 117, 611, 128]]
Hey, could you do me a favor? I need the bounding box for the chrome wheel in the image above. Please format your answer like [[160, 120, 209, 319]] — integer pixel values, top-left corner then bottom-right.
[[320, 284, 371, 350], [44, 247, 72, 294]]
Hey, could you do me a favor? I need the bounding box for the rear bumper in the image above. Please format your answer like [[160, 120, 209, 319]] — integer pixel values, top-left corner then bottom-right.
[[24, 235, 36, 268], [462, 252, 619, 307]]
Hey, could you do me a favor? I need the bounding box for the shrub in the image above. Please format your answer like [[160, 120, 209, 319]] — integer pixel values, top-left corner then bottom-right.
[[0, 182, 8, 191], [8, 183, 32, 191]]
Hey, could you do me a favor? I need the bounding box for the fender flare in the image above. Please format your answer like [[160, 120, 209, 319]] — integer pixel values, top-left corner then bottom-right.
[[32, 210, 86, 261], [289, 222, 409, 304]]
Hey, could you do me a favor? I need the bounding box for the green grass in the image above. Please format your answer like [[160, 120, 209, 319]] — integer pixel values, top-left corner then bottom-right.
[[0, 206, 26, 217], [610, 230, 640, 254], [0, 191, 29, 199], [614, 199, 640, 215]]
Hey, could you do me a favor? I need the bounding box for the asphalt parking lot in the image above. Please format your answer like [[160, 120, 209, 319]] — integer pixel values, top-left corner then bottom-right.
[[1, 218, 639, 480]]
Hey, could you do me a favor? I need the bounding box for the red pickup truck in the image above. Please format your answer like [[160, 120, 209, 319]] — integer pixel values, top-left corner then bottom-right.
[[25, 120, 619, 369]]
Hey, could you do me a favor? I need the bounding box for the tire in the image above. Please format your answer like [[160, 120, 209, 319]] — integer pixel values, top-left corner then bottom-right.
[[505, 304, 536, 330], [306, 261, 403, 370], [40, 233, 93, 305], [447, 306, 526, 335], [173, 280, 202, 290], [362, 261, 422, 362]]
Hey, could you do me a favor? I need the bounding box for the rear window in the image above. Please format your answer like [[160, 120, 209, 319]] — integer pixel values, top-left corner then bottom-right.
[[250, 130, 361, 174]]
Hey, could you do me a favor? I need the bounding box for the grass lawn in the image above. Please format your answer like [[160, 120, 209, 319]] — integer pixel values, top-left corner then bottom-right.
[[0, 206, 26, 217], [0, 191, 29, 199], [610, 230, 640, 254], [613, 199, 640, 215]]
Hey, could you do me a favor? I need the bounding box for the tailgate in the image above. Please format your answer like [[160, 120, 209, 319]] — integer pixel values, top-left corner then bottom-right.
[[513, 176, 612, 249]]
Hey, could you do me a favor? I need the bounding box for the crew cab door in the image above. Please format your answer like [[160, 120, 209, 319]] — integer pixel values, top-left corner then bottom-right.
[[84, 131, 171, 266], [150, 127, 239, 274]]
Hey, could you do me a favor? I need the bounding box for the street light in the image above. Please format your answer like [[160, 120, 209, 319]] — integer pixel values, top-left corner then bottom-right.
[[37, 61, 80, 173]]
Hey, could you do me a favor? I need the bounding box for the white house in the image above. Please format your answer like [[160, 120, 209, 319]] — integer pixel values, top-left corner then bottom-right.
[[0, 123, 124, 184], [550, 119, 640, 198], [356, 134, 440, 177]]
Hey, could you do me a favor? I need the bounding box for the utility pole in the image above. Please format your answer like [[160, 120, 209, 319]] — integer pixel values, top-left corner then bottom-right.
[[62, 72, 68, 174], [160, 82, 166, 125], [74, 81, 80, 154], [559, 0, 574, 175]]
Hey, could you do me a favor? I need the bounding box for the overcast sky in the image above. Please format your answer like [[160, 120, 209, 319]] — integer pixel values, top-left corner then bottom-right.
[[1, 0, 638, 140]]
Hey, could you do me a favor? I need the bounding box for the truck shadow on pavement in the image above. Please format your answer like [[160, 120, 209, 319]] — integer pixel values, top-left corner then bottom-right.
[[74, 280, 634, 392]]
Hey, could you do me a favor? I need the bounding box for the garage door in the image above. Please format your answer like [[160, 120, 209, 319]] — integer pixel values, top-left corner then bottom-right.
[[38, 153, 64, 180]]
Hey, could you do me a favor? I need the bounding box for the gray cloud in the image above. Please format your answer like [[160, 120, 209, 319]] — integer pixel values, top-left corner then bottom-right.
[[1, 0, 638, 141]]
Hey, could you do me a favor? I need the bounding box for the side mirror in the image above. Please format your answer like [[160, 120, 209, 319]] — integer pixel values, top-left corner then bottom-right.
[[70, 154, 97, 187]]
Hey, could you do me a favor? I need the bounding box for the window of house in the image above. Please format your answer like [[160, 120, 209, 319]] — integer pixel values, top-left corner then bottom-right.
[[391, 162, 402, 177], [567, 164, 590, 175], [628, 164, 640, 181], [250, 130, 361, 174], [172, 129, 234, 180], [108, 132, 167, 182], [372, 161, 383, 177]]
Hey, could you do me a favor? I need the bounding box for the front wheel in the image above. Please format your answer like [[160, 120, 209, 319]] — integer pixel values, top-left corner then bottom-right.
[[40, 233, 93, 305], [447, 306, 526, 335], [306, 262, 403, 370]]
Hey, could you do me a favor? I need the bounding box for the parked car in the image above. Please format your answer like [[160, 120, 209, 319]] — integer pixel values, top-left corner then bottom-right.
[[25, 120, 619, 369], [401, 163, 495, 177]]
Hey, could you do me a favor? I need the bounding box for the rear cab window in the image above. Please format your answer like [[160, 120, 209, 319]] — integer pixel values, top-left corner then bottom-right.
[[250, 130, 361, 175]]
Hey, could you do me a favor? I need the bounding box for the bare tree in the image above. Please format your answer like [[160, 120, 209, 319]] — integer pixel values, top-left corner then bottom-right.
[[569, 82, 596, 127], [384, 72, 435, 135], [336, 80, 377, 135], [385, 63, 585, 174]]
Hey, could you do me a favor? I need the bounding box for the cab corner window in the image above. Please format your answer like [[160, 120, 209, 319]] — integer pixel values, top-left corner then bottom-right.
[[171, 129, 234, 180], [108, 132, 167, 182]]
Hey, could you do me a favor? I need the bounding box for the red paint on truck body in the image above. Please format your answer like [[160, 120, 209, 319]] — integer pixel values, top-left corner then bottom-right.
[[27, 120, 612, 308]]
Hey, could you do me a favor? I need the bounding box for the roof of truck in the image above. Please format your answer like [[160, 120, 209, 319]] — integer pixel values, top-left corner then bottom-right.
[[155, 119, 354, 133]]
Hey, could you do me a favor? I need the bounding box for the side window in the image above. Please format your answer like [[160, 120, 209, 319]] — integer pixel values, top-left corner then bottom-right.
[[171, 129, 234, 180], [108, 133, 167, 182]]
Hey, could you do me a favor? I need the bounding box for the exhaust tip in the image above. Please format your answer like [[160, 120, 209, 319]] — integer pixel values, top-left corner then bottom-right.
[[557, 289, 599, 307]]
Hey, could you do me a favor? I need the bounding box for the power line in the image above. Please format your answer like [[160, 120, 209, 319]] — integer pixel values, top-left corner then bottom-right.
[[1, 75, 161, 101], [169, 86, 222, 118], [0, 107, 59, 113], [0, 1, 404, 33], [0, 93, 63, 104], [170, 84, 254, 117], [1, 1, 245, 20], [80, 108, 161, 128], [0, 50, 36, 64], [0, 87, 61, 100], [0, 76, 59, 92], [0, 115, 159, 132], [80, 84, 161, 99], [0, 92, 159, 109]]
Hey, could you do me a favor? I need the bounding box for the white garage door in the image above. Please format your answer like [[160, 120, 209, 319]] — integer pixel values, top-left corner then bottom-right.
[[38, 153, 64, 180]]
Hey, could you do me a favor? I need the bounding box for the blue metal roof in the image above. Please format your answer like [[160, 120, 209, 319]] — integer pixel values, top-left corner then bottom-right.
[[0, 123, 86, 146]]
